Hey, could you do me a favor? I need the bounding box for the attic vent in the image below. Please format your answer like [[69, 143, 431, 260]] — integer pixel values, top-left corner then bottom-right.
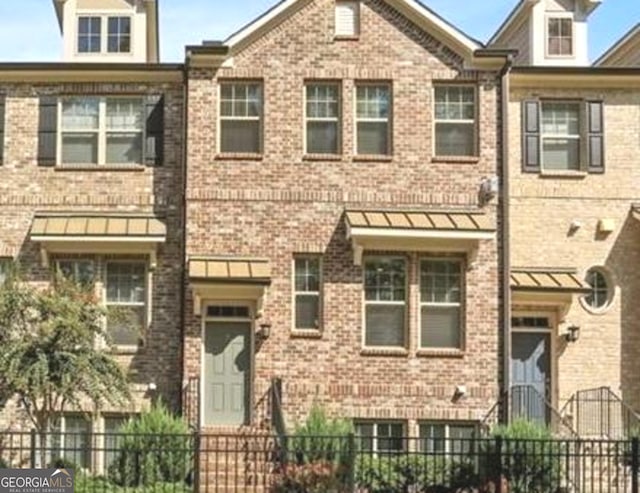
[[335, 1, 359, 37]]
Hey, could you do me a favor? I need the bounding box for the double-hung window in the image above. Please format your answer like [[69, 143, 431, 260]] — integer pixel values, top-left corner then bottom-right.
[[420, 259, 463, 349], [364, 257, 406, 347], [356, 84, 391, 155], [541, 102, 581, 171], [77, 16, 131, 54], [548, 17, 573, 57], [355, 422, 405, 453], [419, 423, 477, 455], [60, 97, 144, 165], [220, 82, 263, 154], [105, 262, 146, 347], [305, 83, 340, 154], [293, 256, 322, 330], [434, 86, 477, 157], [104, 415, 130, 469], [50, 415, 91, 469]]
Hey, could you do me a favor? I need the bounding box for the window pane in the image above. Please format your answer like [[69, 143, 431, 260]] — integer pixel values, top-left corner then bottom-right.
[[357, 122, 388, 155], [0, 260, 11, 286], [295, 294, 319, 329], [295, 257, 320, 292], [355, 423, 374, 451], [62, 98, 99, 130], [542, 138, 580, 170], [419, 424, 445, 453], [106, 263, 145, 303], [60, 416, 90, 469], [106, 133, 143, 164], [377, 424, 404, 453], [307, 121, 339, 154], [62, 133, 98, 164], [585, 269, 609, 309], [421, 260, 462, 303], [107, 99, 143, 130], [435, 123, 475, 156], [421, 306, 461, 349], [78, 17, 101, 53], [542, 103, 580, 135], [221, 120, 260, 153], [365, 305, 405, 347], [107, 305, 144, 346], [356, 86, 390, 118], [107, 17, 131, 53], [306, 84, 339, 118], [57, 260, 95, 287], [220, 84, 262, 117], [365, 258, 406, 301], [450, 425, 475, 454], [104, 417, 128, 470]]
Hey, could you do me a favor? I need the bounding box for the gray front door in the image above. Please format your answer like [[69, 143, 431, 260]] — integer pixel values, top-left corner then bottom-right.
[[203, 321, 251, 426], [511, 332, 551, 424]]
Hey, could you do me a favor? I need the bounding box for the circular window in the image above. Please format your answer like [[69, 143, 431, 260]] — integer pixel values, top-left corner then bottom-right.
[[583, 268, 613, 312]]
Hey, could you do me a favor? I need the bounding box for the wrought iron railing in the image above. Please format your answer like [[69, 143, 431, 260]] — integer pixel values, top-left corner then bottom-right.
[[562, 386, 640, 438], [482, 385, 578, 437]]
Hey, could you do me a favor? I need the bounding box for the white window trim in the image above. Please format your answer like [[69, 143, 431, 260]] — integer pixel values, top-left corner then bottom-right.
[[362, 255, 407, 349], [104, 259, 149, 351], [76, 13, 134, 57], [292, 255, 323, 331], [540, 100, 582, 171], [218, 81, 264, 154], [303, 82, 341, 155], [356, 421, 406, 454], [418, 257, 465, 350], [354, 83, 392, 156], [545, 14, 575, 59], [49, 414, 92, 469], [57, 96, 146, 167], [580, 266, 616, 315], [433, 85, 478, 158]]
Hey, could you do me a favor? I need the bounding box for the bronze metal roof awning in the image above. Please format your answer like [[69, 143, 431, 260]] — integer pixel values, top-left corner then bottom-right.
[[30, 213, 167, 268], [345, 209, 496, 266], [511, 270, 590, 293], [511, 268, 590, 311], [188, 257, 272, 315], [189, 258, 271, 284]]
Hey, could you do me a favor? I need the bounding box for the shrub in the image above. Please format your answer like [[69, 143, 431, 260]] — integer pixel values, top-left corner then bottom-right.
[[0, 456, 7, 469], [482, 420, 563, 493], [48, 457, 82, 472], [108, 403, 191, 487], [272, 461, 348, 493]]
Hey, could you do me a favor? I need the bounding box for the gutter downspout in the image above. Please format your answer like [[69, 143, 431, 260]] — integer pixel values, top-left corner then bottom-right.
[[179, 61, 189, 420], [499, 55, 514, 424]]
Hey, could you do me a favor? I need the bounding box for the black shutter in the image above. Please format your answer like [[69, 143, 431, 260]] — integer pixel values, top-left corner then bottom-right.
[[587, 101, 604, 174], [0, 95, 5, 165], [38, 96, 58, 167], [145, 95, 164, 166], [522, 100, 541, 173]]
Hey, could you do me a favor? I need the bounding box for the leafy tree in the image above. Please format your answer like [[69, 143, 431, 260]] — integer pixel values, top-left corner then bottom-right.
[[0, 269, 131, 438]]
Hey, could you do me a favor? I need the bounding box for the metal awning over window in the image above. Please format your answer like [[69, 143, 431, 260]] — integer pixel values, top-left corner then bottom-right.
[[30, 213, 166, 268], [511, 268, 590, 309], [345, 209, 495, 266], [188, 257, 271, 315]]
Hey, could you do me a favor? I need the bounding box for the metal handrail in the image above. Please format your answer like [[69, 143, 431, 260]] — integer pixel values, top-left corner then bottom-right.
[[561, 386, 640, 438]]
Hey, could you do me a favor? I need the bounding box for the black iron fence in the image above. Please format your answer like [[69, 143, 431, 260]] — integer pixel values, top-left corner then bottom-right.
[[2, 430, 640, 492]]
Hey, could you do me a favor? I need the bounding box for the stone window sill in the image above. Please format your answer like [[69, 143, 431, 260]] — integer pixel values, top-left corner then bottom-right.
[[539, 170, 587, 179], [290, 329, 323, 339], [416, 348, 465, 358], [55, 165, 146, 172], [302, 154, 343, 162], [360, 347, 409, 357], [215, 153, 263, 161], [431, 156, 480, 164], [334, 35, 359, 41], [353, 154, 393, 163]]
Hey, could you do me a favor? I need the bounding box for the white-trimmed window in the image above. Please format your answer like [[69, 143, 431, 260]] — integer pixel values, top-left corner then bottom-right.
[[77, 16, 131, 54], [364, 257, 406, 347], [434, 86, 476, 157], [355, 422, 405, 453], [56, 259, 96, 288], [220, 82, 263, 154], [419, 423, 477, 455], [541, 102, 581, 171], [335, 1, 360, 37], [60, 96, 144, 165], [584, 268, 612, 311], [294, 256, 322, 330], [356, 84, 391, 155], [104, 415, 131, 469], [78, 16, 102, 53], [106, 261, 146, 347], [548, 17, 573, 57], [420, 259, 463, 349], [50, 415, 91, 469], [305, 83, 340, 154]]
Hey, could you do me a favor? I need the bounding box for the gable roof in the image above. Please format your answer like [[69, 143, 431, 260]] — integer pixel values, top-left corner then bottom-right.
[[224, 0, 483, 57], [489, 0, 601, 46], [594, 23, 640, 67]]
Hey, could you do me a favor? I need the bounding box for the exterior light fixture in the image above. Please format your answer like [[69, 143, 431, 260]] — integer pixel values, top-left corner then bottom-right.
[[565, 325, 580, 343], [258, 322, 272, 340]]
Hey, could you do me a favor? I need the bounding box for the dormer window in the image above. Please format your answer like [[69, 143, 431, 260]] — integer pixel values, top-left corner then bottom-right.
[[77, 16, 132, 55], [547, 17, 573, 57]]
